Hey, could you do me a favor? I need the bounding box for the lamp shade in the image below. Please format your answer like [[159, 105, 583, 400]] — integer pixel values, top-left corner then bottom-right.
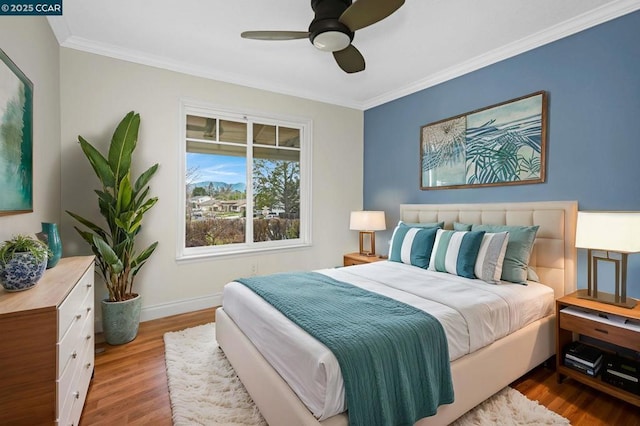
[[349, 211, 386, 231], [575, 211, 640, 253]]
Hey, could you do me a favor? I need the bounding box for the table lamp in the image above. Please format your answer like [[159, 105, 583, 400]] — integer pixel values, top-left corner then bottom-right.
[[575, 211, 640, 308], [350, 211, 386, 256]]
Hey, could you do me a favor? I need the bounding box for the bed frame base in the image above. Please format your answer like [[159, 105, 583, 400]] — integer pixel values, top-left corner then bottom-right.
[[217, 307, 555, 426], [217, 201, 577, 425]]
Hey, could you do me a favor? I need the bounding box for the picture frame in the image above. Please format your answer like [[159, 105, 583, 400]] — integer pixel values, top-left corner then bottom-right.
[[420, 91, 547, 190], [0, 48, 33, 215]]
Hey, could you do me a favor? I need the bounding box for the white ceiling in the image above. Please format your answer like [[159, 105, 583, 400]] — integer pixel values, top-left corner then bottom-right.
[[47, 0, 640, 110]]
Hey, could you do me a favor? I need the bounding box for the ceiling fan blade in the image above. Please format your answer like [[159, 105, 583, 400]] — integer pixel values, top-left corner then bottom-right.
[[241, 31, 310, 41], [339, 0, 405, 32], [333, 45, 365, 74]]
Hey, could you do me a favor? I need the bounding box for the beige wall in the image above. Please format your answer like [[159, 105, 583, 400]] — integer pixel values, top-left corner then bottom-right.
[[59, 48, 364, 322], [0, 17, 60, 241]]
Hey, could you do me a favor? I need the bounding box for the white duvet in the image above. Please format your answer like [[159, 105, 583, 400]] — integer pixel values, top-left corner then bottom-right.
[[222, 261, 554, 420]]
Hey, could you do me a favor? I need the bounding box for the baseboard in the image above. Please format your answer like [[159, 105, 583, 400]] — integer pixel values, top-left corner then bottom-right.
[[94, 292, 222, 333]]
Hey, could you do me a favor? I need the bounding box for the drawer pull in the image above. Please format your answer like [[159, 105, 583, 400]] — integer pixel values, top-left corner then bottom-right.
[[73, 391, 80, 399], [86, 334, 92, 340], [595, 328, 609, 334], [86, 283, 92, 288], [75, 313, 82, 320], [72, 351, 78, 359], [87, 307, 92, 313], [86, 362, 92, 369]]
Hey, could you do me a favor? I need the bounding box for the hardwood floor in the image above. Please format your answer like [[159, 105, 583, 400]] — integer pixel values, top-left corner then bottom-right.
[[80, 308, 216, 425], [81, 308, 640, 425]]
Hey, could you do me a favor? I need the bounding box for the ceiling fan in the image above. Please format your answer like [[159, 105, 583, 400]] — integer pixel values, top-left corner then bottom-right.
[[241, 0, 405, 74]]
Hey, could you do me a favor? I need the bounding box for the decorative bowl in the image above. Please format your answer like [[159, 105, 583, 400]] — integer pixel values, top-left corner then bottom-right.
[[0, 252, 48, 292]]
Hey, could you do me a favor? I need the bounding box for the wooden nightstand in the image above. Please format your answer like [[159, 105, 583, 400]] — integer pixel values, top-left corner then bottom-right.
[[343, 252, 386, 267], [556, 290, 640, 407]]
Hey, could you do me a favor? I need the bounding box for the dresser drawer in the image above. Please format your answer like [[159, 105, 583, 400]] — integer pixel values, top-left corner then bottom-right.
[[58, 268, 94, 340], [58, 294, 94, 376], [58, 340, 93, 426], [559, 311, 640, 352], [58, 284, 94, 376]]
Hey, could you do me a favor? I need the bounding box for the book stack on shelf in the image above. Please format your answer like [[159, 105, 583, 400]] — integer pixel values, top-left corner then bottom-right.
[[564, 341, 604, 377]]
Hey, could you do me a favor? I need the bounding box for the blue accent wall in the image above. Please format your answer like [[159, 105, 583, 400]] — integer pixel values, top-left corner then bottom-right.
[[364, 11, 640, 297]]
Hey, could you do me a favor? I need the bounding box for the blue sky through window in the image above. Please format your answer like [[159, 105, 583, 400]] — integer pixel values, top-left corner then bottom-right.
[[186, 152, 246, 185]]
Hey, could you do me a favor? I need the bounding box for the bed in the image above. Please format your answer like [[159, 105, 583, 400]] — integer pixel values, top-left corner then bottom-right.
[[216, 201, 577, 426]]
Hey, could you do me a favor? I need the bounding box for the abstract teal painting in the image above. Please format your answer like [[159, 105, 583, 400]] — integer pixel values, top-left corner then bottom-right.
[[421, 91, 547, 190], [0, 48, 33, 214]]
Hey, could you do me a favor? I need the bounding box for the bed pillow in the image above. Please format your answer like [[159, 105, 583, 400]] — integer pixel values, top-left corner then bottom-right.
[[400, 220, 444, 229], [388, 224, 438, 268], [453, 222, 472, 231], [474, 232, 509, 284], [428, 230, 485, 278], [471, 224, 539, 284]]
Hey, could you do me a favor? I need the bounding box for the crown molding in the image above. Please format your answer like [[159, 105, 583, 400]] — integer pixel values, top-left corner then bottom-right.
[[55, 35, 363, 110], [48, 1, 640, 111], [362, 0, 640, 110], [47, 15, 71, 45]]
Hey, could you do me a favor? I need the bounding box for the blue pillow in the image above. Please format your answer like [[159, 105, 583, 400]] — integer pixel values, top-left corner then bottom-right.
[[389, 224, 438, 268], [472, 224, 539, 284], [428, 230, 486, 278]]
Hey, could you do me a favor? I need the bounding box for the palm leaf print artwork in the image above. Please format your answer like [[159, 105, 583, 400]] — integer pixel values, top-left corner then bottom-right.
[[421, 117, 466, 187], [420, 92, 546, 190]]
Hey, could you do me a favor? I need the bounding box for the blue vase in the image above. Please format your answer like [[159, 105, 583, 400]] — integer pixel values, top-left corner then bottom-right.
[[41, 222, 62, 268]]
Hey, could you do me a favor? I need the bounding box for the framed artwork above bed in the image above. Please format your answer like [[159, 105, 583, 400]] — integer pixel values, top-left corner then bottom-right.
[[420, 91, 547, 190]]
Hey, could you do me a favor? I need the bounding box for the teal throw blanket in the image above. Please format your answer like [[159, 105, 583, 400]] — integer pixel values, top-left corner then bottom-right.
[[237, 272, 454, 426]]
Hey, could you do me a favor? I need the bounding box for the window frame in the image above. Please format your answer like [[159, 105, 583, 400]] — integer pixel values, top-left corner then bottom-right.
[[177, 99, 312, 260]]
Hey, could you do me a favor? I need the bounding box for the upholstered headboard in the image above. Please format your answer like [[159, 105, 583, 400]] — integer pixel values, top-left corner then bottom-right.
[[399, 201, 578, 299]]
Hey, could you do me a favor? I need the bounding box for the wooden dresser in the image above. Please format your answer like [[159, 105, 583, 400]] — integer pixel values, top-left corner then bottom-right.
[[0, 256, 95, 426]]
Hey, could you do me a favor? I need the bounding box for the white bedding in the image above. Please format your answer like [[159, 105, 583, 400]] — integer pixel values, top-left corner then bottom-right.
[[222, 261, 554, 420]]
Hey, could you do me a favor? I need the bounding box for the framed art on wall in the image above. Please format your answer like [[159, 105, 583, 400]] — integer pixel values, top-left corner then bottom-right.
[[420, 91, 547, 190], [0, 48, 33, 215]]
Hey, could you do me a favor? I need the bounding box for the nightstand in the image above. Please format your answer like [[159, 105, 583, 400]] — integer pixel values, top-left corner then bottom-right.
[[556, 290, 640, 407], [343, 252, 385, 267]]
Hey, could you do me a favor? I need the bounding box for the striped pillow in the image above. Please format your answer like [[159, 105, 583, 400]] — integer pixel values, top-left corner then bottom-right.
[[428, 230, 485, 278], [475, 232, 509, 284], [472, 224, 539, 284], [388, 224, 438, 268]]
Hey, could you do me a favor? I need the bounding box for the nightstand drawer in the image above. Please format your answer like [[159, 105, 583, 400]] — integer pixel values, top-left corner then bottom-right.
[[343, 252, 384, 267], [344, 257, 364, 266], [559, 311, 640, 352]]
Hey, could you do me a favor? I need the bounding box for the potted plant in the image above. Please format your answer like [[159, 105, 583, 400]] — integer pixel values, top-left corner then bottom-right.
[[0, 235, 51, 292], [67, 111, 159, 345]]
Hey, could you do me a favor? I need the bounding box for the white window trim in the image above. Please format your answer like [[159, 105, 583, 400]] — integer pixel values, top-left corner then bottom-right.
[[176, 98, 312, 261]]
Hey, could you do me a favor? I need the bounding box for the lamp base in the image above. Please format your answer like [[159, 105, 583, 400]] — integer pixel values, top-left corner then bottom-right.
[[358, 231, 376, 257], [576, 289, 637, 309]]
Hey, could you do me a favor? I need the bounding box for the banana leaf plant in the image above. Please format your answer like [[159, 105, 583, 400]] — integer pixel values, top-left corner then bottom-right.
[[67, 111, 159, 302]]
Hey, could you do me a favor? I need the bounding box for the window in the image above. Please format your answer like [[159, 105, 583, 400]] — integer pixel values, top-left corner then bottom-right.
[[179, 101, 311, 259]]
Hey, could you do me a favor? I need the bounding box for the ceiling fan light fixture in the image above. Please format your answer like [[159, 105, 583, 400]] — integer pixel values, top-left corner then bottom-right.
[[312, 31, 351, 52]]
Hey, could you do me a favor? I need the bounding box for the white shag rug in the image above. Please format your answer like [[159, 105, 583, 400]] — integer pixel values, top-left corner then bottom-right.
[[164, 323, 569, 426]]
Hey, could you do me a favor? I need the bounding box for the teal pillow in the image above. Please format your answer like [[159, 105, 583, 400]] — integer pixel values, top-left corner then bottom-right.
[[389, 223, 438, 268], [428, 230, 486, 279], [453, 222, 472, 231], [471, 224, 540, 284]]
